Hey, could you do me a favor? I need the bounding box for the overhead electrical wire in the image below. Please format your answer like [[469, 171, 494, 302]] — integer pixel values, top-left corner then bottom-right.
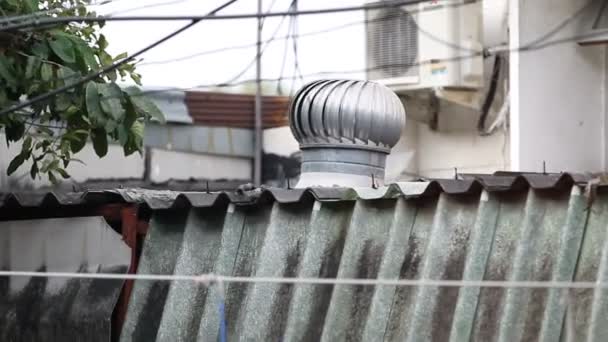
[[0, 0, 450, 117], [12, 0, 295, 122], [0, 0, 241, 117], [289, 0, 304, 95], [138, 4, 483, 67], [106, 0, 197, 16], [2, 0, 601, 117], [205, 0, 296, 90], [275, 0, 296, 95], [15, 18, 602, 122], [0, 0, 448, 32], [17, 25, 604, 113], [134, 21, 602, 98], [0, 0, 126, 25]]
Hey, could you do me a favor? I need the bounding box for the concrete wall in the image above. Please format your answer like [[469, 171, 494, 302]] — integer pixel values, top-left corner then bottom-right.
[[148, 148, 251, 182], [391, 1, 511, 179], [263, 127, 299, 157], [510, 0, 606, 173], [413, 101, 510, 178], [0, 133, 251, 190], [0, 134, 144, 190]]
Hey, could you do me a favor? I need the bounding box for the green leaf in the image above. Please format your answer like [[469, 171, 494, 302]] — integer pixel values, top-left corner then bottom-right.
[[48, 171, 57, 184], [30, 160, 38, 179], [5, 0, 19, 10], [124, 120, 145, 156], [99, 51, 112, 66], [0, 89, 7, 106], [55, 94, 72, 112], [65, 105, 79, 117], [58, 66, 78, 84], [32, 41, 50, 59], [107, 69, 117, 82], [104, 119, 117, 132], [113, 52, 128, 61], [60, 139, 70, 155], [98, 34, 108, 50], [85, 82, 105, 125], [40, 63, 52, 82], [69, 158, 86, 165], [131, 73, 142, 85], [49, 34, 76, 64], [75, 42, 98, 70], [98, 83, 125, 120], [0, 55, 16, 86], [123, 101, 138, 129], [91, 128, 108, 157], [117, 125, 129, 145], [5, 121, 25, 142], [70, 133, 88, 154], [7, 154, 24, 175], [22, 136, 32, 154], [25, 56, 40, 79], [41, 159, 59, 173], [124, 87, 165, 123], [24, 0, 39, 13], [56, 168, 70, 179], [131, 120, 144, 142]]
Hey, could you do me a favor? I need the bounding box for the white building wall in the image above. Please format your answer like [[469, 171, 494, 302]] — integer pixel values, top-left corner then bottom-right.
[[149, 148, 251, 182], [0, 133, 251, 190], [510, 0, 606, 173], [263, 127, 299, 157], [414, 102, 510, 178], [0, 134, 144, 189]]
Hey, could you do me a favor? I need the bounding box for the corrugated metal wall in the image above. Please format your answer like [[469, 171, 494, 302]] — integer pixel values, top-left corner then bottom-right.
[[117, 178, 608, 341], [185, 91, 289, 129], [0, 217, 130, 342]]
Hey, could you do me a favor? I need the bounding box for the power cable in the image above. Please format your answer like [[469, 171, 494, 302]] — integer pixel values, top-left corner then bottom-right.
[[2, 269, 608, 290], [0, 0, 240, 117], [106, 0, 196, 17], [5, 0, 602, 116], [139, 3, 482, 67], [204, 0, 295, 90], [0, 0, 446, 32], [275, 0, 296, 95], [289, 0, 304, 95], [0, 0, 125, 25]]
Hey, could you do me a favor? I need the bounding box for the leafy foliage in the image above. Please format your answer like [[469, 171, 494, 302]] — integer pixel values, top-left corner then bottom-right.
[[0, 0, 164, 183]]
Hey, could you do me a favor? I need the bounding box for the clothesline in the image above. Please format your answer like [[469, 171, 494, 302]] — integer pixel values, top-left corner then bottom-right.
[[0, 270, 603, 290]]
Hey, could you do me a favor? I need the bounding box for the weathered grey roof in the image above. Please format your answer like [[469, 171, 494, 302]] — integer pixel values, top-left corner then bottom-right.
[[3, 172, 608, 341], [0, 172, 590, 209]]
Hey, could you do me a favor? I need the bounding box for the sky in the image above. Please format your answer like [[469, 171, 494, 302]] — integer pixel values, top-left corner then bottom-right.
[[94, 0, 368, 94]]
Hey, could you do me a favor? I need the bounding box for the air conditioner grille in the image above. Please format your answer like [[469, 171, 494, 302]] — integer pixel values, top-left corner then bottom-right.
[[366, 7, 419, 80]]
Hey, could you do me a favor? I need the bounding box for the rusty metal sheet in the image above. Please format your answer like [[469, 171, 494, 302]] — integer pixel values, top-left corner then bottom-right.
[[185, 91, 290, 129]]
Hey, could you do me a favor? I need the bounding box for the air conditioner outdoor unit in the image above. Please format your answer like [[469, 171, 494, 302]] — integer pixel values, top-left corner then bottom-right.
[[365, 0, 484, 93]]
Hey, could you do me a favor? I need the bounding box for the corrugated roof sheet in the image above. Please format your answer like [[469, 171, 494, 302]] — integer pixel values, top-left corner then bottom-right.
[[185, 91, 290, 129], [2, 172, 608, 341], [0, 173, 590, 209], [0, 217, 130, 341]]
